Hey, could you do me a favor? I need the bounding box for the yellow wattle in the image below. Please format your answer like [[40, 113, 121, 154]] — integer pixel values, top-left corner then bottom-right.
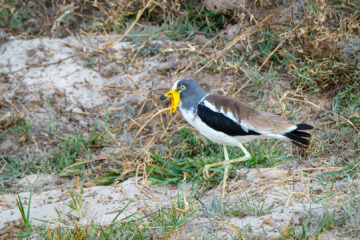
[[164, 89, 180, 114], [170, 91, 180, 114]]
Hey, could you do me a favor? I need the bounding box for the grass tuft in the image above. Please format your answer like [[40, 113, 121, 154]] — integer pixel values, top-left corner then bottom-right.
[[16, 191, 32, 237]]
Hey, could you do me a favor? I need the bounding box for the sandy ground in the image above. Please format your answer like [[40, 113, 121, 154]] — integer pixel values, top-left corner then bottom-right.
[[0, 167, 342, 238], [0, 176, 179, 233], [0, 36, 350, 238]]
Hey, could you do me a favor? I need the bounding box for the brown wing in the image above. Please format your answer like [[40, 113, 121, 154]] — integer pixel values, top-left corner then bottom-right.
[[204, 94, 296, 134]]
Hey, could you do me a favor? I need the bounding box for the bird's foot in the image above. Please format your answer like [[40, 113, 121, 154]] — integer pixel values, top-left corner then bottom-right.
[[203, 162, 230, 198], [203, 162, 225, 179]]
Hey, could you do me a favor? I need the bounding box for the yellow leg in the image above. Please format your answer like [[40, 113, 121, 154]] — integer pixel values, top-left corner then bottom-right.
[[203, 143, 251, 197], [222, 145, 230, 198]]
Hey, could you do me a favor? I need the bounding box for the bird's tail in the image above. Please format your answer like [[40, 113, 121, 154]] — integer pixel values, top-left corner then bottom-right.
[[284, 124, 313, 148]]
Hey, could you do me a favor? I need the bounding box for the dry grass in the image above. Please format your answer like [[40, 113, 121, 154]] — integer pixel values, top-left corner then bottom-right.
[[0, 0, 359, 238]]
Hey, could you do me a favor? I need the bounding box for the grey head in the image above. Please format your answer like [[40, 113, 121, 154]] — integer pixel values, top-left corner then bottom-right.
[[175, 78, 207, 112]]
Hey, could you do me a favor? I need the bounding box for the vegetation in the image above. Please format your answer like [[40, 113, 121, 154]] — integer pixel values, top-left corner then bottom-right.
[[0, 0, 359, 238]]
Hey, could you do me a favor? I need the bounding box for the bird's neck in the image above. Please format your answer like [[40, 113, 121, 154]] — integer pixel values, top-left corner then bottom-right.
[[180, 90, 207, 113]]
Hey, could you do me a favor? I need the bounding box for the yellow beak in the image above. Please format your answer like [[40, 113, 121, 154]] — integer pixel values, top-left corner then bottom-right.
[[161, 88, 180, 114]]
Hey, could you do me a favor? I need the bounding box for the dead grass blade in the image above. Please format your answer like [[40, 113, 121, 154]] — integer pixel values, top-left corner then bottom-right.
[[284, 97, 360, 134], [192, 13, 274, 78], [103, 0, 154, 49]]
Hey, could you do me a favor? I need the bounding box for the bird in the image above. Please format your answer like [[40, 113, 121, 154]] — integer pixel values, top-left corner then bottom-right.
[[160, 78, 313, 197]]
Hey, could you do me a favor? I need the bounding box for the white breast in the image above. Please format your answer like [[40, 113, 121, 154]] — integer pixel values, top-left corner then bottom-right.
[[180, 108, 261, 146]]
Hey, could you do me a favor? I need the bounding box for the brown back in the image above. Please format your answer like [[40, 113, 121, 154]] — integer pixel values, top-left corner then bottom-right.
[[204, 94, 296, 133]]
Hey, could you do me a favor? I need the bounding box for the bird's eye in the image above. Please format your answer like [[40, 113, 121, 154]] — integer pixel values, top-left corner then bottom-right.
[[180, 85, 186, 90]]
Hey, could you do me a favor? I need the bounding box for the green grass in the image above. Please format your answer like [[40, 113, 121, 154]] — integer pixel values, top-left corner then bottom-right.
[[0, 104, 115, 182], [0, 0, 28, 29], [332, 80, 360, 127], [36, 218, 143, 239], [243, 65, 278, 101], [1, 0, 359, 238], [280, 208, 337, 239], [163, 1, 229, 41], [253, 30, 282, 63], [66, 176, 85, 219], [206, 194, 270, 218], [318, 157, 360, 183], [0, 127, 103, 193], [144, 191, 197, 237], [339, 191, 360, 237], [145, 128, 295, 188], [29, 189, 196, 239], [0, 155, 44, 192], [0, 116, 33, 142], [36, 219, 147, 239], [16, 191, 32, 237], [44, 129, 100, 174], [10, 118, 33, 142], [51, 131, 99, 175]]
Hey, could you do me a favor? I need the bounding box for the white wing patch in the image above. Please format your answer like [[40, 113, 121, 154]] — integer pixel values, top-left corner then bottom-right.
[[203, 100, 239, 124], [203, 100, 217, 112], [239, 121, 250, 133]]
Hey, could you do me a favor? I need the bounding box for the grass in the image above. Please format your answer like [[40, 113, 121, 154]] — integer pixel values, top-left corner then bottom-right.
[[0, 155, 44, 192], [0, 129, 101, 186], [206, 194, 270, 218], [0, 114, 32, 142], [27, 189, 197, 239], [144, 192, 197, 237], [51, 130, 99, 175], [0, 118, 108, 193], [10, 118, 33, 142], [66, 176, 85, 219], [339, 191, 360, 237], [0, 0, 28, 30], [332, 80, 360, 126], [146, 128, 295, 188], [243, 65, 278, 101], [0, 104, 124, 185], [280, 208, 337, 239], [16, 191, 32, 235], [163, 1, 229, 40], [1, 0, 359, 238]]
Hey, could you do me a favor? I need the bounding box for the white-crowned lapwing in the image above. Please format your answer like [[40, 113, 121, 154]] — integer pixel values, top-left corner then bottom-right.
[[160, 78, 313, 197]]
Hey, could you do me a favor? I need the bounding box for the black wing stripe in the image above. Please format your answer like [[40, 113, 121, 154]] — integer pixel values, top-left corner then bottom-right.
[[197, 102, 260, 137]]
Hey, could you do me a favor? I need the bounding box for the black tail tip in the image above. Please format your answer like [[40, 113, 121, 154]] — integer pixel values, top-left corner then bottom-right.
[[284, 123, 314, 148], [296, 123, 314, 130]]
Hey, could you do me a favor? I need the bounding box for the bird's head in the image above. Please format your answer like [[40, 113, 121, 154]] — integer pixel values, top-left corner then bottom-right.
[[160, 79, 203, 114]]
